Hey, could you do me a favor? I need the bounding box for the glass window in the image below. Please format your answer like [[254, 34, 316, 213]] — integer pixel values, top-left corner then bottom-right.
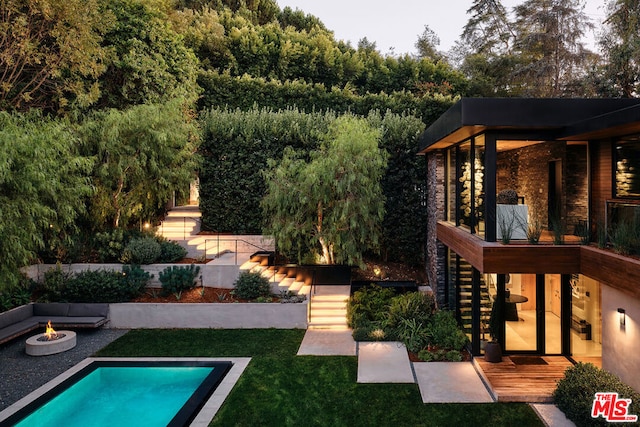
[[474, 136, 485, 237], [615, 139, 640, 198], [458, 141, 472, 230], [571, 275, 602, 362], [446, 148, 457, 223]]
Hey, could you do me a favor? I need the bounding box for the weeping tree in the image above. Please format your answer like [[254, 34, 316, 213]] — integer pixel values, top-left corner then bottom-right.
[[79, 100, 200, 229], [262, 116, 387, 267], [0, 111, 93, 289]]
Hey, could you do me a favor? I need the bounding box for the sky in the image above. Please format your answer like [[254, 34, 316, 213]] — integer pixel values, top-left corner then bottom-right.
[[275, 0, 607, 56]]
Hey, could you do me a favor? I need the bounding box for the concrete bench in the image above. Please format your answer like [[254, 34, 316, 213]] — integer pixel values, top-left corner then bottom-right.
[[0, 303, 109, 345]]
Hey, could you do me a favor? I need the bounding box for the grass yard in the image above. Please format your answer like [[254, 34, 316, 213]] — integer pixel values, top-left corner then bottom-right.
[[96, 329, 544, 427]]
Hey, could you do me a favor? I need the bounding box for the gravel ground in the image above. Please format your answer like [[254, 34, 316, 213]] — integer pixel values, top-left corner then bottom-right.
[[0, 328, 128, 411]]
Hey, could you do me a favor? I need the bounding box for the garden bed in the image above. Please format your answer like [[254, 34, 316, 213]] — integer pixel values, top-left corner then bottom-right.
[[132, 287, 285, 303]]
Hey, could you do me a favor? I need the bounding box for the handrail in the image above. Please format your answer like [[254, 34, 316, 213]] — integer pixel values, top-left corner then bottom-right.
[[159, 216, 201, 241], [203, 237, 272, 265], [308, 270, 316, 324]]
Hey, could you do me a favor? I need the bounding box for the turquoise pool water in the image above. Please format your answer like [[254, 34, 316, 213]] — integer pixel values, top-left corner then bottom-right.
[[13, 366, 218, 427]]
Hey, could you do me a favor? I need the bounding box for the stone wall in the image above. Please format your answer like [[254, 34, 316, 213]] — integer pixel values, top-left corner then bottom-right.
[[566, 145, 589, 233], [426, 151, 447, 305], [497, 141, 587, 232]]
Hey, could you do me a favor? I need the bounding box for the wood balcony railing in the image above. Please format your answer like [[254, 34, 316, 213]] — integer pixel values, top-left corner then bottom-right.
[[437, 221, 640, 300]]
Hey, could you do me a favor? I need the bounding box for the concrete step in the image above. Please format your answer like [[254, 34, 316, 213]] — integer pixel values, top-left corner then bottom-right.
[[239, 261, 259, 271], [298, 285, 311, 296]]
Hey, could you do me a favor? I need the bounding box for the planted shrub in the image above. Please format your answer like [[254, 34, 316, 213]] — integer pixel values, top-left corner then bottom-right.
[[427, 310, 469, 351], [122, 265, 152, 297], [232, 271, 271, 300], [346, 285, 395, 329], [0, 275, 33, 312], [120, 237, 161, 264], [62, 270, 137, 303], [387, 291, 435, 329], [157, 239, 187, 263], [159, 264, 201, 300], [94, 229, 126, 262], [390, 317, 431, 353], [417, 348, 463, 362], [36, 265, 73, 302], [352, 325, 389, 342], [609, 219, 640, 255], [554, 362, 640, 427]]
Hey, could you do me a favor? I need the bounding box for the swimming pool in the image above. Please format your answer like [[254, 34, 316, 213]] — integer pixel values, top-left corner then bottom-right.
[[1, 360, 233, 427]]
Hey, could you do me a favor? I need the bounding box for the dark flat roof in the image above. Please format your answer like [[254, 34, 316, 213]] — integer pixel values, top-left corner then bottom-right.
[[418, 98, 640, 153]]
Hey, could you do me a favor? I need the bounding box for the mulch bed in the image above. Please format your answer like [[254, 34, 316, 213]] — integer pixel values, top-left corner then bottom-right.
[[132, 287, 282, 304]]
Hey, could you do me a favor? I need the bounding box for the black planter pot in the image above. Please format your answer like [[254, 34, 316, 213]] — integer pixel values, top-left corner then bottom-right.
[[484, 341, 502, 363]]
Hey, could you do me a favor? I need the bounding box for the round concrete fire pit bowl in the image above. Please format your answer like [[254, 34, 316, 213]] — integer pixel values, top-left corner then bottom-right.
[[25, 331, 77, 356]]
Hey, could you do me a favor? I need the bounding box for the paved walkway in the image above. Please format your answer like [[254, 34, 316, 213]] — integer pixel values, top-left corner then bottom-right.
[[357, 342, 414, 383], [297, 328, 575, 426]]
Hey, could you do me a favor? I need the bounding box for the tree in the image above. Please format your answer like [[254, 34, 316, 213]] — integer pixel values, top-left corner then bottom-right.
[[0, 111, 92, 289], [415, 25, 443, 62], [0, 0, 111, 113], [79, 100, 200, 229], [598, 0, 640, 97], [512, 0, 596, 97], [461, 0, 514, 55], [96, 0, 201, 109], [262, 116, 387, 266]]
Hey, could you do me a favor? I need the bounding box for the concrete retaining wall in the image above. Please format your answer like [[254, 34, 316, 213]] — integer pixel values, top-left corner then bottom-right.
[[24, 263, 241, 289], [108, 302, 308, 329]]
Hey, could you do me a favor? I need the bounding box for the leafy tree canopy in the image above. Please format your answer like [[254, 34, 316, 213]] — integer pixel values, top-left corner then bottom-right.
[[262, 116, 387, 267], [0, 0, 112, 113], [0, 111, 93, 287], [79, 100, 200, 229]]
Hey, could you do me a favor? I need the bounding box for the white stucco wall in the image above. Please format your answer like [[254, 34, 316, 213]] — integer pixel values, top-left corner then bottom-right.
[[602, 285, 640, 393], [108, 302, 308, 329]]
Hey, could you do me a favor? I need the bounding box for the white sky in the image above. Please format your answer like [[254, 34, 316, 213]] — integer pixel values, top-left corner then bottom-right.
[[275, 0, 607, 56]]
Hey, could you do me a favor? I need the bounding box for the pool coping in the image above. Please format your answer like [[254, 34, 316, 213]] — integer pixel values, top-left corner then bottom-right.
[[0, 357, 251, 427]]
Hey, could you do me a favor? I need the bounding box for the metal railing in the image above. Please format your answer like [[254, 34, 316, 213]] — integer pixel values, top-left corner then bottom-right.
[[203, 237, 272, 265], [159, 216, 201, 241]]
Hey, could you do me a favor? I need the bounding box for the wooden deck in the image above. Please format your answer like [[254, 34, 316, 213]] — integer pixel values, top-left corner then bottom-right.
[[474, 356, 575, 403]]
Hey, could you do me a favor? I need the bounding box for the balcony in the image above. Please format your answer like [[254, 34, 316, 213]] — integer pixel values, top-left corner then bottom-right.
[[437, 221, 640, 300]]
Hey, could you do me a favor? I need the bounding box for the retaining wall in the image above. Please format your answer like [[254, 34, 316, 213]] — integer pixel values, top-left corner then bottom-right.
[[24, 263, 241, 289], [108, 302, 308, 329]]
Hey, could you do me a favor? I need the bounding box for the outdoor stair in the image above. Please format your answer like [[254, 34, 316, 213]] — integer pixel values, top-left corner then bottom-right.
[[157, 206, 202, 240], [308, 286, 350, 330], [239, 254, 310, 297], [457, 260, 492, 336]]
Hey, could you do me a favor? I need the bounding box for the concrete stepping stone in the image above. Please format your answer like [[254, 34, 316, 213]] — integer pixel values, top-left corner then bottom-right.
[[413, 362, 493, 403], [357, 341, 414, 383], [297, 329, 356, 356]]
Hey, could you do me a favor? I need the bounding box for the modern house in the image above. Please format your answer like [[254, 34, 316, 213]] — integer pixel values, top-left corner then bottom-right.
[[419, 98, 640, 392]]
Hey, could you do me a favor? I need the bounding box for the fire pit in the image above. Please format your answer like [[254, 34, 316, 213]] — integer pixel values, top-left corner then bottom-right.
[[25, 321, 76, 356]]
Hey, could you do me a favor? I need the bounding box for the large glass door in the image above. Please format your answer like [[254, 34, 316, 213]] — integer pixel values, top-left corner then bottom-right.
[[504, 274, 537, 352]]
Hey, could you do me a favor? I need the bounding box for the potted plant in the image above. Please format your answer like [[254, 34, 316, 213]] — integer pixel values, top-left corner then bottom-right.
[[484, 299, 503, 363]]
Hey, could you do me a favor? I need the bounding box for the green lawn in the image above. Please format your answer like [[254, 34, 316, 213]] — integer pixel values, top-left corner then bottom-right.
[[96, 329, 544, 427]]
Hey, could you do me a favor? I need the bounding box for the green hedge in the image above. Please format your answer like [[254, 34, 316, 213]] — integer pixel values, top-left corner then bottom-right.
[[554, 362, 640, 426], [198, 107, 434, 265], [198, 71, 454, 125]]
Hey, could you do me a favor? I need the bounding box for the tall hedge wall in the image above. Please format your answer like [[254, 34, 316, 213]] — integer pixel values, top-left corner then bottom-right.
[[198, 71, 453, 125], [199, 107, 447, 266]]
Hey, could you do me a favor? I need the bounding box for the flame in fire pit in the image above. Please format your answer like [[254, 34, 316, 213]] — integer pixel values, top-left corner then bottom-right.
[[44, 321, 58, 341]]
